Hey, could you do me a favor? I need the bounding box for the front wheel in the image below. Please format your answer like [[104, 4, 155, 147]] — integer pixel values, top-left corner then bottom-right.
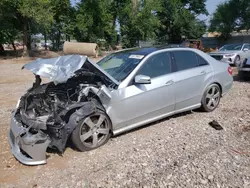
[[71, 111, 112, 151], [201, 84, 221, 112]]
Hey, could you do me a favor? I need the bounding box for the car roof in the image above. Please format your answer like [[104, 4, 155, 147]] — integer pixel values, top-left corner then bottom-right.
[[117, 45, 189, 56]]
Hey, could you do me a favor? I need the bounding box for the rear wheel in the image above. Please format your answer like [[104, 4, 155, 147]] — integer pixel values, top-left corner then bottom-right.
[[71, 111, 112, 151], [201, 84, 221, 112]]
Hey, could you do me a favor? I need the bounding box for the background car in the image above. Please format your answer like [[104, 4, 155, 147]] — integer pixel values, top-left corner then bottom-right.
[[237, 57, 250, 79], [209, 43, 250, 65]]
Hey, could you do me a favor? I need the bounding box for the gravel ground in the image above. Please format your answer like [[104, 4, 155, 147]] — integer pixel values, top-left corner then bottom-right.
[[0, 57, 250, 188]]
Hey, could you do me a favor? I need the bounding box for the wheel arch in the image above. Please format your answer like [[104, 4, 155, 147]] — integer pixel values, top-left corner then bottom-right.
[[92, 96, 114, 133], [212, 82, 222, 96], [70, 103, 113, 151], [201, 81, 222, 99]]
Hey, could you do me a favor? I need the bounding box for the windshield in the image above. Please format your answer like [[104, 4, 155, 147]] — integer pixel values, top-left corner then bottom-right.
[[97, 52, 144, 82], [219, 44, 243, 51]]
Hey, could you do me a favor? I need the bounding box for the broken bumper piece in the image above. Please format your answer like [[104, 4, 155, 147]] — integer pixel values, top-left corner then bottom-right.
[[8, 112, 51, 165]]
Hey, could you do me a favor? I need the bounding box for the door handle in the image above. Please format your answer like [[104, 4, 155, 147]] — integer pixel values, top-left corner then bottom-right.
[[165, 80, 174, 86], [200, 70, 207, 75]]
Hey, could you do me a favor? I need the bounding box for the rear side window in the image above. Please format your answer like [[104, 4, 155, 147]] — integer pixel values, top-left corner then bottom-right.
[[173, 51, 199, 71], [137, 52, 171, 78], [197, 55, 209, 66]]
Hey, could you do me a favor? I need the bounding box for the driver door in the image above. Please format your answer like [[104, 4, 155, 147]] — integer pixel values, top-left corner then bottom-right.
[[110, 52, 175, 130]]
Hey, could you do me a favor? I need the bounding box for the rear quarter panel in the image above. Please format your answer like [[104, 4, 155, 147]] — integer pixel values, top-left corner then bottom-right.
[[197, 50, 233, 96]]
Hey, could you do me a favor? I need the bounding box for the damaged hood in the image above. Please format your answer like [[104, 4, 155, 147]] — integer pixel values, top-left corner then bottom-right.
[[23, 55, 119, 86]]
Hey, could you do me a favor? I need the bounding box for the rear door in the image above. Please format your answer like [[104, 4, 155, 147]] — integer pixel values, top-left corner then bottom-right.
[[171, 50, 212, 111]]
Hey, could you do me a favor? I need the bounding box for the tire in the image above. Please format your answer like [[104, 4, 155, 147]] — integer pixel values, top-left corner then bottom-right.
[[200, 84, 221, 112], [71, 110, 112, 151], [234, 55, 240, 66]]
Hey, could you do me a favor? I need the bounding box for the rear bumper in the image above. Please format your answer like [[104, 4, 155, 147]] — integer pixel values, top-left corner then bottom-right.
[[8, 111, 50, 165]]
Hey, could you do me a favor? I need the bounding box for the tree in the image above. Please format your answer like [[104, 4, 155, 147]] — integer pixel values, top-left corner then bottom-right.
[[0, 0, 22, 51], [0, 0, 54, 51], [239, 0, 250, 30], [0, 0, 210, 53], [209, 0, 240, 40], [17, 0, 54, 50], [49, 0, 72, 50], [74, 0, 161, 48], [157, 0, 207, 43], [209, 0, 250, 39], [181, 0, 207, 15], [119, 0, 161, 48], [74, 0, 116, 48]]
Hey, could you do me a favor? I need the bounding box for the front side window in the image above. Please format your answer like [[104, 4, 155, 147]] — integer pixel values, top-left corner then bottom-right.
[[173, 51, 199, 71], [97, 52, 144, 82], [137, 52, 172, 78]]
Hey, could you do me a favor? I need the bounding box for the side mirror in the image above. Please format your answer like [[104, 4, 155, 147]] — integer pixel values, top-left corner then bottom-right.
[[134, 75, 151, 84], [243, 48, 249, 51]]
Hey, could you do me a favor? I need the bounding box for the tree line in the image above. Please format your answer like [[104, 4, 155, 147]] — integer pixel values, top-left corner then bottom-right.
[[210, 0, 250, 40], [0, 0, 210, 51]]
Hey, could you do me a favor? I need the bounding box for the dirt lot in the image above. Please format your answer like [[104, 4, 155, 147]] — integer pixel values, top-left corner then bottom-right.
[[0, 56, 250, 188]]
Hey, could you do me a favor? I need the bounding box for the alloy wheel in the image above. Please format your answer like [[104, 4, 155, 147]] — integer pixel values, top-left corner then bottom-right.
[[79, 114, 110, 148], [205, 86, 220, 110]]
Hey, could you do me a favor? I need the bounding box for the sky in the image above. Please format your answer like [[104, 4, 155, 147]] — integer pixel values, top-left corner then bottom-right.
[[201, 0, 227, 24], [206, 0, 227, 14], [70, 0, 79, 6]]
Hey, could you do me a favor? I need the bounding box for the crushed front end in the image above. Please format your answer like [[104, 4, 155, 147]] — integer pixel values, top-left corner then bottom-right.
[[8, 55, 116, 165], [9, 107, 51, 165]]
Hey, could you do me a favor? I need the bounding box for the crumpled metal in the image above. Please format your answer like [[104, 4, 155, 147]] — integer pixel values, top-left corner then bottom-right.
[[23, 55, 87, 84]]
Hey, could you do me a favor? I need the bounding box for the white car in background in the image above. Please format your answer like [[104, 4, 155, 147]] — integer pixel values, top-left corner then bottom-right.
[[209, 43, 250, 65], [237, 56, 250, 79]]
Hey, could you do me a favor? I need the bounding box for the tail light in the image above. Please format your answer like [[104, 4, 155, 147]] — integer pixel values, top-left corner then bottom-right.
[[227, 66, 233, 75]]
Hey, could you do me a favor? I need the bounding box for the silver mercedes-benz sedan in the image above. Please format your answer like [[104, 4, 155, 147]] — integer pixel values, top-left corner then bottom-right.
[[8, 47, 233, 165], [209, 43, 250, 65]]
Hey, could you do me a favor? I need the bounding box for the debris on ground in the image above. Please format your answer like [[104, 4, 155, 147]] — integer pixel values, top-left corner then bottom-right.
[[209, 120, 223, 130]]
